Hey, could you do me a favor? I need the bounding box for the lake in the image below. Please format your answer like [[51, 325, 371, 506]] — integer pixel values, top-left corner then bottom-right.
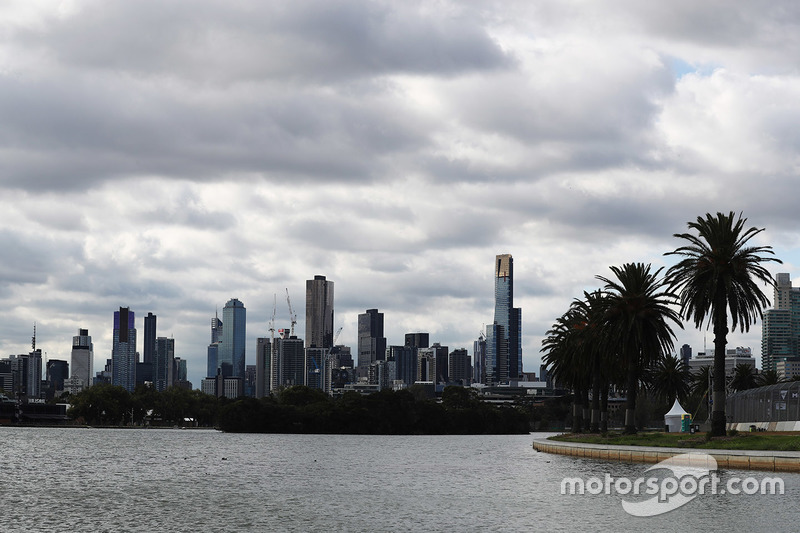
[[2, 428, 798, 531]]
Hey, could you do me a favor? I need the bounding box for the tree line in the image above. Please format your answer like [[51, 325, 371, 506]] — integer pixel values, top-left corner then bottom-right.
[[66, 383, 531, 434], [541, 212, 780, 436], [218, 385, 530, 434]]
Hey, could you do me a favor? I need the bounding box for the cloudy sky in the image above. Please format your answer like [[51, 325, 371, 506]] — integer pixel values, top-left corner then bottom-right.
[[2, 1, 800, 388]]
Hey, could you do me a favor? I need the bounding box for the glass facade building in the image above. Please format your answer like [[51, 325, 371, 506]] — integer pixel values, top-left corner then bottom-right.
[[220, 298, 246, 379], [305, 275, 334, 349], [112, 307, 137, 392], [486, 254, 522, 384]]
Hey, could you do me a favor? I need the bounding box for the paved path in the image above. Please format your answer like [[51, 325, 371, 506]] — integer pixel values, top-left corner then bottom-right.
[[532, 437, 800, 473]]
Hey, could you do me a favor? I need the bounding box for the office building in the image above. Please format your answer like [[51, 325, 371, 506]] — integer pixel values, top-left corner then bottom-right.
[[46, 360, 69, 393], [306, 275, 334, 349], [255, 337, 271, 398], [273, 336, 305, 388], [211, 312, 222, 344], [431, 343, 449, 384], [112, 307, 137, 392], [220, 298, 246, 379], [389, 345, 416, 387], [358, 309, 386, 376], [153, 337, 175, 392], [486, 254, 522, 384], [448, 348, 470, 385], [404, 333, 429, 350], [70, 329, 93, 390], [762, 273, 800, 372], [679, 344, 692, 367], [143, 312, 157, 364], [417, 347, 436, 383], [473, 334, 486, 384], [688, 347, 756, 380]]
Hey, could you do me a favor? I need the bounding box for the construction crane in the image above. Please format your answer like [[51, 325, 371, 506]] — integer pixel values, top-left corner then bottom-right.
[[269, 294, 276, 343], [285, 288, 297, 336]]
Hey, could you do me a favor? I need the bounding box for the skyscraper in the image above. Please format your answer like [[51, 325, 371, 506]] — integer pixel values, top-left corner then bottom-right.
[[255, 337, 271, 398], [306, 275, 334, 349], [220, 298, 246, 379], [273, 335, 305, 388], [211, 312, 222, 344], [762, 273, 800, 372], [404, 333, 429, 349], [112, 307, 137, 392], [358, 309, 386, 376], [143, 312, 157, 364], [486, 254, 522, 385], [70, 328, 93, 390], [153, 336, 174, 392], [207, 312, 222, 378]]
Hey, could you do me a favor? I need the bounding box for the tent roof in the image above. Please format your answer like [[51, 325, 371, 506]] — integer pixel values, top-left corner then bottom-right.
[[664, 398, 689, 417]]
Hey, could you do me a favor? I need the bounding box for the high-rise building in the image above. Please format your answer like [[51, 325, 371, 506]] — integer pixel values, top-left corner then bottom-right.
[[273, 336, 305, 388], [70, 328, 93, 390], [762, 273, 800, 372], [143, 312, 157, 364], [255, 337, 271, 398], [358, 309, 386, 376], [244, 364, 256, 397], [432, 343, 449, 384], [46, 360, 69, 392], [207, 343, 219, 378], [174, 357, 187, 381], [486, 254, 522, 384], [211, 312, 223, 344], [404, 333, 429, 349], [153, 337, 175, 392], [27, 349, 42, 399], [112, 307, 137, 392], [679, 344, 692, 367], [448, 348, 470, 385], [416, 348, 435, 382], [473, 334, 486, 384], [389, 345, 416, 387], [306, 275, 334, 349], [220, 298, 246, 379]]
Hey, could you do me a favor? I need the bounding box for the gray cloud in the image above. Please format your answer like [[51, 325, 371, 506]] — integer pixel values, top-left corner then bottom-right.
[[0, 1, 798, 386]]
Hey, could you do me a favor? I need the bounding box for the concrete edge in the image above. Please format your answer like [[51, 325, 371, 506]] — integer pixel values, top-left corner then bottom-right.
[[532, 438, 800, 473]]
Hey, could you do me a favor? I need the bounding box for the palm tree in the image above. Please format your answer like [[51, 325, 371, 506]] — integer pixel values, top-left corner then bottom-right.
[[598, 263, 682, 434], [665, 212, 781, 436], [569, 290, 613, 432], [650, 354, 691, 407], [730, 363, 759, 392], [757, 369, 783, 387], [541, 309, 590, 432]]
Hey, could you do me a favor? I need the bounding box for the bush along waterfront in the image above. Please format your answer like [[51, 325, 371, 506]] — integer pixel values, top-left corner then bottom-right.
[[218, 386, 530, 434]]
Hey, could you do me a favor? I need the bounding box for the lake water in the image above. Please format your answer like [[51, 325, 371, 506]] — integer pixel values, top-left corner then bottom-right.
[[2, 428, 799, 532]]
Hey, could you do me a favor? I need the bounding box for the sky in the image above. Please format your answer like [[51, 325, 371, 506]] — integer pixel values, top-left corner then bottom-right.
[[3, 0, 800, 388]]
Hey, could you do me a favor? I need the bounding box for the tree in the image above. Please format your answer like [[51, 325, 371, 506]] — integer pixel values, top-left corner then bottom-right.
[[598, 263, 682, 434], [649, 354, 691, 407], [570, 290, 613, 432], [541, 309, 591, 432], [730, 363, 759, 392], [665, 212, 781, 436], [757, 369, 783, 387]]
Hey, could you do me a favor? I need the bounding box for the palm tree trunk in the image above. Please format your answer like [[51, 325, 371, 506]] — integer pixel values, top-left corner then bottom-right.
[[624, 361, 637, 434], [600, 382, 609, 433], [590, 372, 601, 432], [711, 292, 728, 436], [572, 389, 583, 433], [582, 388, 590, 430]]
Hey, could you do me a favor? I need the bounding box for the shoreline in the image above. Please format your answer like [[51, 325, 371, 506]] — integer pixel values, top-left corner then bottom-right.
[[532, 437, 800, 473]]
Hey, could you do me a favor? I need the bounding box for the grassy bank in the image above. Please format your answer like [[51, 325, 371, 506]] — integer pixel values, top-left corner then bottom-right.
[[548, 431, 800, 451]]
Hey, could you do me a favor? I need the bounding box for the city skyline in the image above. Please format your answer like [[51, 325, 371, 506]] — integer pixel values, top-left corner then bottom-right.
[[2, 3, 799, 389]]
